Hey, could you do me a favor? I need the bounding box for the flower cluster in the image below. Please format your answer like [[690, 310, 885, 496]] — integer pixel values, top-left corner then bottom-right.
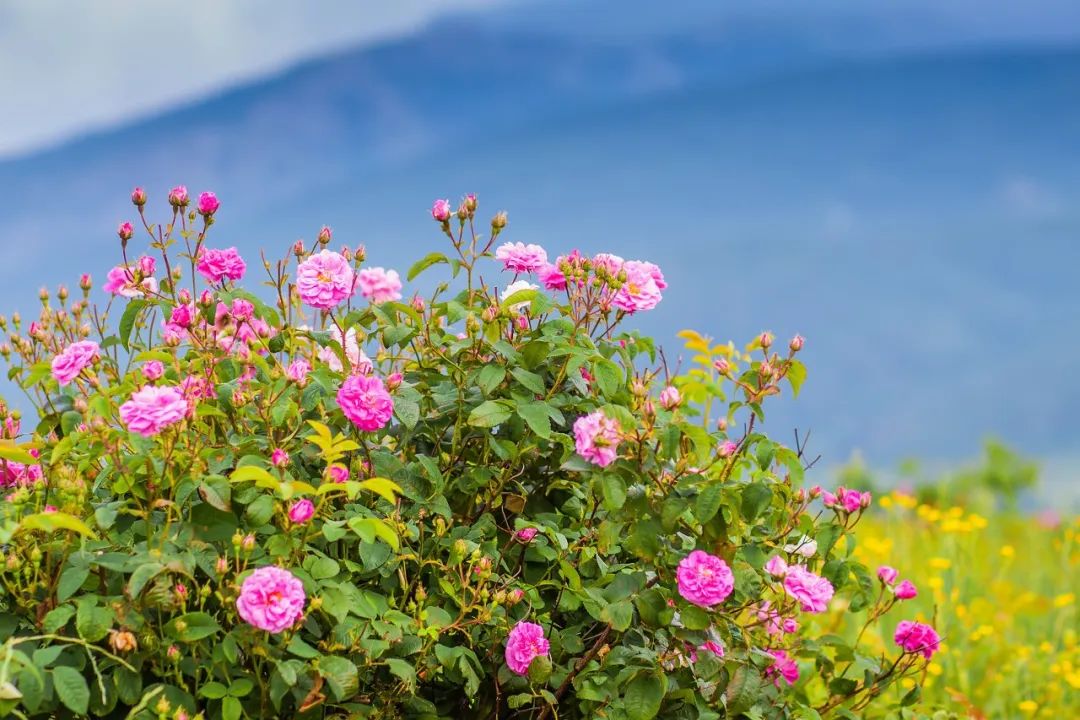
[[0, 189, 943, 720]]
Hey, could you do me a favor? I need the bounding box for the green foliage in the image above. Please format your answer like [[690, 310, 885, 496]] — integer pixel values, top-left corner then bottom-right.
[[0, 193, 939, 719]]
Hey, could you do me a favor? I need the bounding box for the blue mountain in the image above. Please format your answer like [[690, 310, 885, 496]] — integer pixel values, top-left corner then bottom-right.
[[0, 4, 1077, 483]]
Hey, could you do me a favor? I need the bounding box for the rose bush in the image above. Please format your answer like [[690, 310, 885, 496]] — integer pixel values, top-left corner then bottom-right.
[[0, 189, 943, 719]]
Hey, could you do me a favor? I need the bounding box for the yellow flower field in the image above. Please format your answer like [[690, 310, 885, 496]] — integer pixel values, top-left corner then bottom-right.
[[847, 491, 1079, 718]]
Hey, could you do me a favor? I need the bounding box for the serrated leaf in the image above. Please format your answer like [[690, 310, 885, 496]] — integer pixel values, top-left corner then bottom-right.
[[696, 484, 724, 523], [517, 402, 552, 438], [510, 367, 545, 394], [467, 400, 513, 428], [600, 474, 626, 511], [476, 365, 506, 395], [52, 666, 89, 715], [56, 563, 89, 602], [318, 656, 359, 701], [624, 671, 665, 720]]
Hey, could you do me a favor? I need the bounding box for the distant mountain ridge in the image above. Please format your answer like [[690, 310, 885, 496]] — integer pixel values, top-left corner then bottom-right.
[[0, 7, 1077, 491]]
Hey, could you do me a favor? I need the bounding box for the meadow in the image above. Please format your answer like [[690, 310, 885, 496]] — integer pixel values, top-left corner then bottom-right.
[[844, 489, 1078, 718]]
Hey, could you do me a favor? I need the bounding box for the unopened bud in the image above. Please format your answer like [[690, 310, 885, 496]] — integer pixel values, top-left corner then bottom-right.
[[491, 211, 508, 231], [241, 534, 256, 552], [318, 226, 332, 245], [131, 187, 147, 207], [293, 239, 305, 257], [789, 334, 804, 352], [385, 372, 403, 391], [464, 193, 478, 213], [758, 331, 774, 349], [79, 274, 92, 291], [713, 358, 730, 375], [215, 557, 229, 575]]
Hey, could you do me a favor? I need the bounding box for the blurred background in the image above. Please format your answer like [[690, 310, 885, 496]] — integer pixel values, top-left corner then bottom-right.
[[1, 0, 1078, 507]]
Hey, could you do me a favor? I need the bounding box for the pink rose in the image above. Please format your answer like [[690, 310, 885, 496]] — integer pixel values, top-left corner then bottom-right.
[[103, 264, 158, 298], [495, 242, 548, 273], [764, 555, 788, 578], [168, 185, 189, 207], [271, 448, 290, 468], [431, 198, 452, 222], [894, 580, 918, 600], [611, 260, 663, 313], [676, 550, 734, 608], [236, 566, 305, 634], [288, 498, 314, 524], [699, 640, 725, 658], [718, 440, 738, 457], [894, 620, 941, 659], [197, 191, 220, 216], [131, 187, 147, 206], [196, 247, 246, 284], [327, 464, 350, 484], [119, 385, 188, 436], [505, 621, 549, 675], [659, 386, 681, 410], [286, 358, 311, 385], [515, 527, 538, 543], [142, 360, 165, 381], [118, 221, 134, 241], [573, 411, 621, 467], [783, 565, 835, 613], [766, 649, 799, 686], [537, 262, 567, 290], [296, 250, 355, 309], [170, 304, 195, 329], [877, 565, 899, 585], [357, 267, 403, 304], [51, 340, 99, 386], [337, 374, 394, 431], [231, 298, 254, 320]]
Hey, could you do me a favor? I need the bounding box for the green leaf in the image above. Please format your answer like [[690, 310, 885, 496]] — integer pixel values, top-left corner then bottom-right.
[[786, 359, 807, 397], [517, 402, 552, 438], [696, 484, 724, 523], [599, 600, 634, 632], [467, 400, 513, 428], [725, 665, 762, 716], [0, 441, 37, 464], [319, 656, 359, 701], [75, 599, 111, 642], [394, 397, 420, 429], [19, 511, 97, 539], [222, 695, 242, 720], [42, 606, 74, 633], [230, 465, 276, 485], [476, 365, 506, 395], [510, 367, 545, 394], [358, 477, 403, 505], [199, 682, 228, 700], [740, 482, 773, 522], [407, 251, 450, 281], [624, 671, 665, 720], [165, 612, 221, 642], [600, 474, 626, 511], [52, 666, 89, 715], [593, 358, 622, 397], [679, 605, 711, 631], [119, 299, 147, 351], [56, 563, 89, 602]]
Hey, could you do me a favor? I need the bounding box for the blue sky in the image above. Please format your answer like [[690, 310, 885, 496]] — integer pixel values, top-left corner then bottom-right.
[[3, 0, 1080, 158]]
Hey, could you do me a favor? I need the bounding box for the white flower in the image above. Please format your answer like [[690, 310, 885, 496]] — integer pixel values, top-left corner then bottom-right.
[[502, 280, 538, 313], [783, 535, 818, 558]]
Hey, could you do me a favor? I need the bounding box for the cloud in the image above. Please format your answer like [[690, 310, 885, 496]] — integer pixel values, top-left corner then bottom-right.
[[999, 176, 1061, 219], [0, 0, 507, 158]]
